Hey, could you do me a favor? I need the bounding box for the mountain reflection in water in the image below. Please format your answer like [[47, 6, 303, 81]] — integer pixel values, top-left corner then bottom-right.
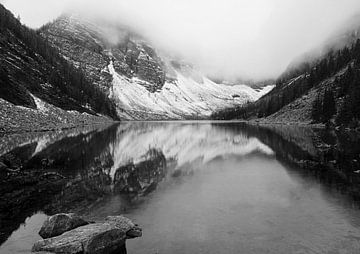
[[1, 122, 360, 254]]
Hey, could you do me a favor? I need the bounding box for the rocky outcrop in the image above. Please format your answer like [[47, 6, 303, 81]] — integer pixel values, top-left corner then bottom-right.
[[136, 51, 165, 91], [38, 213, 89, 239], [32, 215, 142, 254], [40, 15, 111, 91], [40, 15, 166, 94]]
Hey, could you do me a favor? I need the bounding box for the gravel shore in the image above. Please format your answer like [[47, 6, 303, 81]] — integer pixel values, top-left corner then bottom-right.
[[0, 98, 114, 134]]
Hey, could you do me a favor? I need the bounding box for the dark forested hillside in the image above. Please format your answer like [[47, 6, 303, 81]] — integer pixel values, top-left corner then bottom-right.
[[212, 39, 360, 128], [0, 4, 118, 119]]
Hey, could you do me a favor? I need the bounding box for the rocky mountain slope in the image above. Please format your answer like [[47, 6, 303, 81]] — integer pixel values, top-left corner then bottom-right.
[[0, 4, 118, 125], [40, 14, 274, 120]]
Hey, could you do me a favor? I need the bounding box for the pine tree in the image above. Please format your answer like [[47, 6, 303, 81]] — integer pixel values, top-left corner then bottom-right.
[[336, 98, 352, 126], [322, 89, 336, 123], [312, 93, 322, 123], [350, 82, 360, 119]]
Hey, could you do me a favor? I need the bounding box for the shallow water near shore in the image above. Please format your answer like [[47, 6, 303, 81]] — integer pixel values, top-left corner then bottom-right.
[[1, 121, 360, 254]]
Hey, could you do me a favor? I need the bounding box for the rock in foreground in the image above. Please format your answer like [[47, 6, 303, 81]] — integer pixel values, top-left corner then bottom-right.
[[32, 215, 142, 254], [39, 213, 89, 239]]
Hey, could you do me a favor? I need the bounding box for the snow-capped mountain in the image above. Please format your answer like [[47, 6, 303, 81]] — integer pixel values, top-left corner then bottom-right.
[[41, 14, 273, 120]]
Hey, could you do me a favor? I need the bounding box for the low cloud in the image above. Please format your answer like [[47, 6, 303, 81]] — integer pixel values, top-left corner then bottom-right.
[[2, 0, 360, 80]]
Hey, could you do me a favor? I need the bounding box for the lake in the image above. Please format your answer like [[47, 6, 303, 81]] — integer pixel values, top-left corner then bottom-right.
[[1, 121, 360, 254]]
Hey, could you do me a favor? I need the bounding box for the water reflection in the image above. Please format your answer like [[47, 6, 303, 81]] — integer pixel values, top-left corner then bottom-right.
[[1, 122, 360, 253], [109, 122, 274, 178]]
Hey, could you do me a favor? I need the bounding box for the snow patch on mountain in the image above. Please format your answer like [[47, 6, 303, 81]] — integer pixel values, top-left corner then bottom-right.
[[108, 59, 274, 119], [31, 94, 49, 113]]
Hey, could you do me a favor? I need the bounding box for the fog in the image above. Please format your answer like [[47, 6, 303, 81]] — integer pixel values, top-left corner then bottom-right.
[[2, 0, 360, 80]]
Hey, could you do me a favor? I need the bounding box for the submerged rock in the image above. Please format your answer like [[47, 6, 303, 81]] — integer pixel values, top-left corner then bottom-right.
[[39, 213, 89, 239], [32, 215, 142, 254]]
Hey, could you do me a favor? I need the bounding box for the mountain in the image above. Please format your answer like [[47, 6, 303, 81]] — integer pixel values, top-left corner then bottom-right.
[[0, 4, 118, 123], [0, 4, 274, 125], [280, 14, 360, 83], [40, 14, 274, 120], [212, 15, 360, 128]]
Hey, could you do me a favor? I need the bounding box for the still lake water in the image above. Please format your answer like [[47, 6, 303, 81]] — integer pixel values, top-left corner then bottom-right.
[[1, 121, 360, 253]]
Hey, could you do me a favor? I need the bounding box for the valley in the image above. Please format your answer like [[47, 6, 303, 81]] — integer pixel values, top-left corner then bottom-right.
[[1, 1, 360, 253]]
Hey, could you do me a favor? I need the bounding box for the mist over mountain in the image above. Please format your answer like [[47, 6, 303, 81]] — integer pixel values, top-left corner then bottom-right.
[[284, 13, 360, 79], [37, 13, 274, 120], [2, 0, 360, 124], [213, 15, 360, 128], [3, 0, 360, 80]]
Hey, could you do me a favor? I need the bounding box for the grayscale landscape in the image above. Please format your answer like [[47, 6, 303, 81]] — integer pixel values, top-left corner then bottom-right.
[[1, 0, 360, 253]]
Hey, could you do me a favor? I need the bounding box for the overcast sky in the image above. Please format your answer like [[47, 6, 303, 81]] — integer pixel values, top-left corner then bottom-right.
[[2, 0, 360, 80]]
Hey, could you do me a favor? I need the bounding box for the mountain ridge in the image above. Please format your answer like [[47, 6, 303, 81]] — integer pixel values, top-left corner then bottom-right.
[[40, 14, 274, 120]]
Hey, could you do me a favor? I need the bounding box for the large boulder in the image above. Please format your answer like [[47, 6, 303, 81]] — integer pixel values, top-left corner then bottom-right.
[[39, 213, 89, 239], [32, 215, 142, 254]]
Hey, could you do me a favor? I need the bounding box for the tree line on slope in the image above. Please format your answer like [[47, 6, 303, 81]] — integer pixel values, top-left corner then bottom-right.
[[0, 4, 118, 119], [311, 63, 360, 127], [212, 39, 360, 128]]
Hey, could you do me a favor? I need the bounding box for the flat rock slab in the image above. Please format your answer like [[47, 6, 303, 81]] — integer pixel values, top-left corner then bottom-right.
[[32, 216, 142, 254]]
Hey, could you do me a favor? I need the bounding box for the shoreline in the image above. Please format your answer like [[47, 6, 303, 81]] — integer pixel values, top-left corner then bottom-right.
[[0, 98, 116, 135], [2, 108, 358, 135], [0, 118, 339, 136], [0, 121, 118, 136]]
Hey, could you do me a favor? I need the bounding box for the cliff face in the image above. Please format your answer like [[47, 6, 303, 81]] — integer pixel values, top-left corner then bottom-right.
[[41, 15, 273, 120], [40, 15, 167, 93], [40, 14, 173, 96], [0, 4, 118, 131]]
